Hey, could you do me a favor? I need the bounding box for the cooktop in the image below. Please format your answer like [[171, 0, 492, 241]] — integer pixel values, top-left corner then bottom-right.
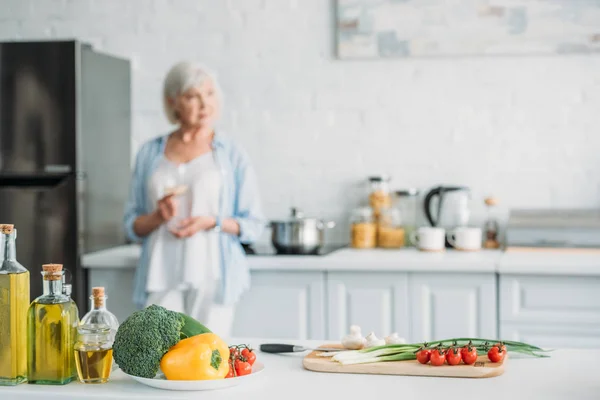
[[242, 243, 347, 256]]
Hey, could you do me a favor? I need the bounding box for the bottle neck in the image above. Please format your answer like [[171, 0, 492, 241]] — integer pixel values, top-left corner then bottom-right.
[[1, 233, 16, 261], [90, 296, 107, 310], [43, 279, 63, 296]]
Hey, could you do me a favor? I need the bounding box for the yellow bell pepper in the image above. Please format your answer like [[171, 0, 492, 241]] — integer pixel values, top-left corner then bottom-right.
[[160, 333, 230, 380]]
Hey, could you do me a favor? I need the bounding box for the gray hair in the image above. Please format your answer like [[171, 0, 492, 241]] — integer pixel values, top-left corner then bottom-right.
[[162, 61, 223, 124]]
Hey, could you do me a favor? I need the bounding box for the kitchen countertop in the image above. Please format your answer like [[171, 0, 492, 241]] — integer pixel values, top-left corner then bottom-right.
[[81, 244, 600, 275], [4, 338, 597, 400], [82, 244, 501, 272]]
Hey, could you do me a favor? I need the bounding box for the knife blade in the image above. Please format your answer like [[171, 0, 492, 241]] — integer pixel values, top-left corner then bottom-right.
[[259, 343, 346, 354]]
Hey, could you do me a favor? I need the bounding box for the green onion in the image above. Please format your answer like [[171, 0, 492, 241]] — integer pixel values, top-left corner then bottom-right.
[[332, 337, 551, 365]]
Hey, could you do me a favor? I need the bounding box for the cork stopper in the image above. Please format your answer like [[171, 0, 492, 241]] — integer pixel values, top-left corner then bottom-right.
[[0, 224, 14, 234], [42, 263, 63, 281], [484, 197, 498, 206], [92, 286, 106, 307]]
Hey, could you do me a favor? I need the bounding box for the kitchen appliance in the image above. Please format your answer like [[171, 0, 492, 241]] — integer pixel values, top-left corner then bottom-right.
[[0, 40, 131, 311], [505, 209, 600, 250], [268, 208, 336, 255], [423, 185, 470, 247]]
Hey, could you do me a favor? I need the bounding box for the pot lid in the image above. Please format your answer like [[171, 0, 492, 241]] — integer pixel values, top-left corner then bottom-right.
[[271, 207, 318, 223]]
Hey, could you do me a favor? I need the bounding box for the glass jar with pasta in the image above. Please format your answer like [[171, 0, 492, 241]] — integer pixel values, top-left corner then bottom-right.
[[377, 205, 405, 248], [368, 175, 392, 219], [350, 207, 377, 249]]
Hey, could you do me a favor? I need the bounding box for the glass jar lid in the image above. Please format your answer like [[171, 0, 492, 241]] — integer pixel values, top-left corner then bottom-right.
[[368, 175, 391, 183], [395, 188, 419, 197]]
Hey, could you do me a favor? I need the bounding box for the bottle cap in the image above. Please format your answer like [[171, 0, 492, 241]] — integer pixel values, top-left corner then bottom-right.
[[92, 286, 106, 307], [42, 264, 63, 281], [0, 224, 14, 234], [42, 263, 63, 273], [484, 197, 498, 206]]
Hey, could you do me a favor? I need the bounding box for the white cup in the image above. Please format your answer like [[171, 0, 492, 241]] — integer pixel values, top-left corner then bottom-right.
[[410, 227, 445, 252], [447, 227, 482, 251]]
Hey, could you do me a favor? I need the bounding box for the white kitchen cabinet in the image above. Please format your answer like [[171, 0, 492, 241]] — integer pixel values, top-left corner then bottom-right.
[[499, 274, 600, 348], [327, 272, 410, 341], [231, 271, 326, 340], [409, 273, 497, 342], [500, 274, 600, 325]]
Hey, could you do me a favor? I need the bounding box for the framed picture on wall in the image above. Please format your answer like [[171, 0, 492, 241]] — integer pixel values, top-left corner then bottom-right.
[[336, 0, 600, 59]]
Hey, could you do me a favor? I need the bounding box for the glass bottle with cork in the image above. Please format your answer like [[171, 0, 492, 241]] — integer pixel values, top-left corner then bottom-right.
[[483, 197, 501, 249], [61, 272, 80, 381], [27, 263, 79, 385], [0, 224, 30, 386], [80, 287, 119, 345]]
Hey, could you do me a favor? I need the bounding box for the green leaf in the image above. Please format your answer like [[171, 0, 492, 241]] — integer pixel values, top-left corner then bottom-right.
[[210, 349, 222, 370]]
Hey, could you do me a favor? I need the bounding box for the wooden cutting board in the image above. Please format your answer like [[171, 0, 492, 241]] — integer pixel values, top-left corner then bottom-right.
[[303, 345, 506, 379]]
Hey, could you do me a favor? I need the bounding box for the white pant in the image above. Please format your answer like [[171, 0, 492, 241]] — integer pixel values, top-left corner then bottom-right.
[[146, 288, 235, 340]]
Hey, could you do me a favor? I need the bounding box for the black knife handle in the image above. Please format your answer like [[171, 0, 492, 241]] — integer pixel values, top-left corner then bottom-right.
[[259, 343, 297, 353]]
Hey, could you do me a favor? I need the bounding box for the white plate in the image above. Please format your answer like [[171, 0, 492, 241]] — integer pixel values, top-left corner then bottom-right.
[[125, 362, 265, 391]]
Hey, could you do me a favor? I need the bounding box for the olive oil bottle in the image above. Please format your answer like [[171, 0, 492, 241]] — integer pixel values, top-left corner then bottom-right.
[[0, 224, 30, 386], [27, 264, 79, 385]]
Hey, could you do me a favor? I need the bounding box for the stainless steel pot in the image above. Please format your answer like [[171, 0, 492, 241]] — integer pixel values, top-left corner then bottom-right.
[[269, 208, 336, 254]]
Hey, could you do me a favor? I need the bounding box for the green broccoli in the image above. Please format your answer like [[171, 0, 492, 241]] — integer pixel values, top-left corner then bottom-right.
[[112, 304, 211, 378]]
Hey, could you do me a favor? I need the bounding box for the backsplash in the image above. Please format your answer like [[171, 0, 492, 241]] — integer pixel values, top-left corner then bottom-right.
[[2, 0, 600, 245]]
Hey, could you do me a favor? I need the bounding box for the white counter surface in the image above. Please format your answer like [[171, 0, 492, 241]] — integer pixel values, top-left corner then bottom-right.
[[81, 244, 600, 275], [3, 338, 597, 400]]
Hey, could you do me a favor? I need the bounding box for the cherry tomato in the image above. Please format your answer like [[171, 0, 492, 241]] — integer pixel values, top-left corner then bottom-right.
[[494, 343, 507, 353], [229, 346, 240, 357], [241, 348, 257, 366], [461, 346, 478, 365], [430, 349, 446, 366], [416, 349, 431, 364], [225, 360, 235, 378], [487, 345, 506, 363], [235, 359, 252, 376], [445, 347, 462, 365]]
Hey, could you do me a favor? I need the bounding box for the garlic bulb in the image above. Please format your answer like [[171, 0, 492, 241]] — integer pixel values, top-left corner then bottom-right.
[[364, 332, 386, 348], [341, 325, 366, 350], [385, 332, 406, 345]]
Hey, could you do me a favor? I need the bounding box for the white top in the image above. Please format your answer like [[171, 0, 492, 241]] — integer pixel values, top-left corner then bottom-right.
[[145, 152, 221, 293], [4, 338, 597, 400]]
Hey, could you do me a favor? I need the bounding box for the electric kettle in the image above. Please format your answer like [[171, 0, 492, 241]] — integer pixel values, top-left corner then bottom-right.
[[423, 185, 471, 240]]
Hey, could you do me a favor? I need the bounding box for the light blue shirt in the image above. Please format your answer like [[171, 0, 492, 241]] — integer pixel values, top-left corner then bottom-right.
[[123, 132, 266, 309]]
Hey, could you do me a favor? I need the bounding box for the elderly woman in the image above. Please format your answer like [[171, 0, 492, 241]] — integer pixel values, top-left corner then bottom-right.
[[123, 61, 264, 337]]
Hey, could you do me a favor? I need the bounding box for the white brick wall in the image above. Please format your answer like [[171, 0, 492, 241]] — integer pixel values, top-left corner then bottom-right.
[[2, 0, 600, 244]]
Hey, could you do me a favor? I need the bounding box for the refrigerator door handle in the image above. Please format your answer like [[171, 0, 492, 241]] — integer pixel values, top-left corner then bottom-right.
[[0, 172, 72, 188]]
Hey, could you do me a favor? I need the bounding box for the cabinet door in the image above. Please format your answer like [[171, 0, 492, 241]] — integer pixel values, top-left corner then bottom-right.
[[231, 271, 326, 340], [500, 275, 600, 325], [327, 272, 410, 341], [409, 273, 497, 342]]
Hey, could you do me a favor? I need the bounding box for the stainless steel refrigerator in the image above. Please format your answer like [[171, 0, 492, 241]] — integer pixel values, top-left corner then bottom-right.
[[0, 40, 131, 311]]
